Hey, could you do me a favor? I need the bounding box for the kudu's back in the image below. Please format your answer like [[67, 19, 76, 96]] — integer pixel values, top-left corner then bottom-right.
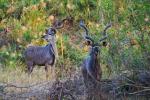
[[24, 44, 55, 66]]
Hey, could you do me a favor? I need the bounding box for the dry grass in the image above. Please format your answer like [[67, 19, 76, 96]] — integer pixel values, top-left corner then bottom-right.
[[0, 67, 56, 85]]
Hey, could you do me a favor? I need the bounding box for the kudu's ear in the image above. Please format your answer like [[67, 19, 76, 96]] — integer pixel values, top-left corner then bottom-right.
[[53, 18, 67, 29], [84, 36, 93, 46], [102, 41, 107, 46], [41, 34, 45, 38], [45, 28, 48, 33], [84, 40, 93, 46]]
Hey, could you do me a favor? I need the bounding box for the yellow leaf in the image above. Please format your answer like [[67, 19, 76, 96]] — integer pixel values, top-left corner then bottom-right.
[[31, 5, 38, 10], [48, 15, 55, 21], [21, 26, 27, 31], [17, 38, 21, 43], [6, 6, 16, 14], [39, 2, 46, 8]]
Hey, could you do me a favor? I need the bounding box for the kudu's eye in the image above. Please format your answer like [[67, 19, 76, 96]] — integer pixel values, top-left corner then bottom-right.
[[52, 29, 56, 34]]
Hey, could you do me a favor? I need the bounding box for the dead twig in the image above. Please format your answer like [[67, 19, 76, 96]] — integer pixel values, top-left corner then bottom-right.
[[49, 80, 75, 100]]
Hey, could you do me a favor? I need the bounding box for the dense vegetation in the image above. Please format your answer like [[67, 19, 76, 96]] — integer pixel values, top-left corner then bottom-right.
[[0, 0, 150, 77]]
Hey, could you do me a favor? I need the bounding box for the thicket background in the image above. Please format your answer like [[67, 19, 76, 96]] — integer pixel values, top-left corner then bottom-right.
[[0, 0, 150, 80]]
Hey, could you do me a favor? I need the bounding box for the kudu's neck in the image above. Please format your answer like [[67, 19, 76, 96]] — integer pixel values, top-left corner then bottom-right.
[[89, 52, 100, 66], [49, 36, 58, 59]]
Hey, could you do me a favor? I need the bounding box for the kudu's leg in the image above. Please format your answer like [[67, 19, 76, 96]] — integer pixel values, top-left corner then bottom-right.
[[26, 62, 34, 83], [27, 62, 34, 75], [82, 67, 91, 99], [52, 65, 56, 80], [45, 64, 49, 80], [82, 67, 102, 100], [82, 68, 89, 88], [45, 64, 55, 80]]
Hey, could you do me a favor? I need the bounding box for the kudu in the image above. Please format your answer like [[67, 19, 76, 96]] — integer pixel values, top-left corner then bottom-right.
[[80, 21, 111, 99], [24, 18, 67, 78]]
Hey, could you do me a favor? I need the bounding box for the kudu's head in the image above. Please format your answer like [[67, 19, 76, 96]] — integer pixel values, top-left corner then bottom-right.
[[79, 21, 111, 57], [42, 27, 56, 41], [42, 18, 68, 41]]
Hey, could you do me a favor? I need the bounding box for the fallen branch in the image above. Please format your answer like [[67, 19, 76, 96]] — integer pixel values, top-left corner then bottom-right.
[[1, 81, 51, 89], [128, 88, 150, 95]]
